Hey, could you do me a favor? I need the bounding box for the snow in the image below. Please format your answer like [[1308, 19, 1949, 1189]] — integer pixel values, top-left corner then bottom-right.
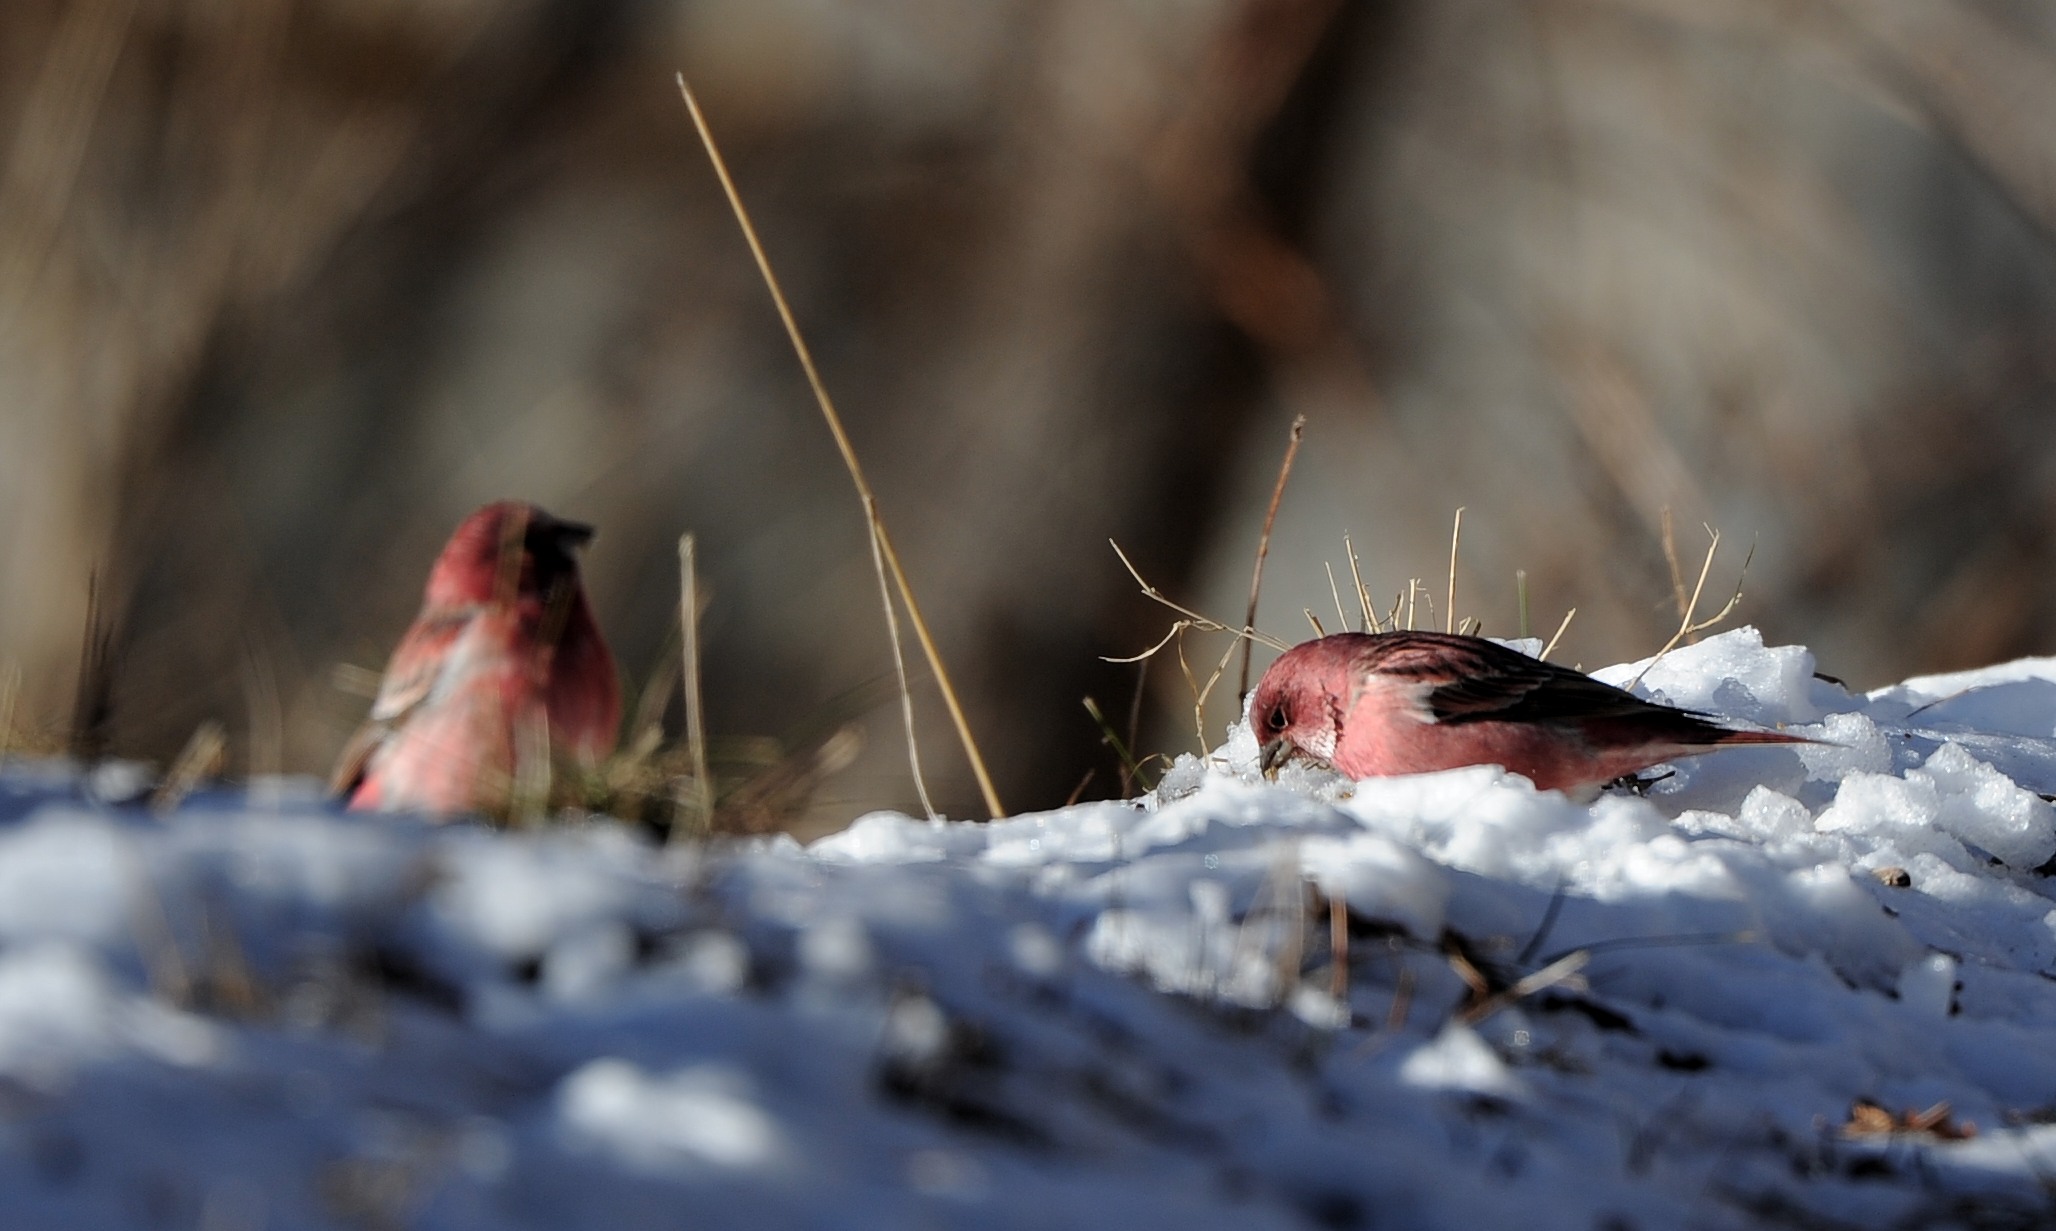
[[9, 627, 2056, 1226]]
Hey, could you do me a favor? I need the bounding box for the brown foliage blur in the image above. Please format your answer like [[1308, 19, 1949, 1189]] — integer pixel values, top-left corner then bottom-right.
[[7, 0, 2056, 830]]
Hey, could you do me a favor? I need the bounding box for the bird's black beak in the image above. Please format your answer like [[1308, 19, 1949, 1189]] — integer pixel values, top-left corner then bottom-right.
[[528, 512, 595, 551], [1260, 736, 1292, 777], [552, 519, 595, 549]]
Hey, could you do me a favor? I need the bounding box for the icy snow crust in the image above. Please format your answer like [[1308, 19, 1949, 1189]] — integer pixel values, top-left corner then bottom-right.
[[8, 630, 2056, 1226]]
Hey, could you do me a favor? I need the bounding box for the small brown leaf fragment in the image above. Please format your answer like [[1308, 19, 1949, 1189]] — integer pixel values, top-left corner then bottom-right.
[[1873, 866, 1912, 888], [1843, 1098, 1976, 1140], [1845, 1100, 1895, 1136]]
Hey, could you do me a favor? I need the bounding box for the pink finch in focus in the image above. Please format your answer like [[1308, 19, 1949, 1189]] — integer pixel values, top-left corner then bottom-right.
[[332, 501, 621, 816], [1249, 631, 1808, 795]]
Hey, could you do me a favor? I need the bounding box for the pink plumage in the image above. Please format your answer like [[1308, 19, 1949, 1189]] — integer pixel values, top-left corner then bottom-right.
[[332, 501, 622, 816], [1248, 631, 1807, 794]]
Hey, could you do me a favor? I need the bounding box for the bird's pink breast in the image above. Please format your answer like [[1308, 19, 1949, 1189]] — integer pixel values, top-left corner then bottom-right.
[[358, 612, 536, 813]]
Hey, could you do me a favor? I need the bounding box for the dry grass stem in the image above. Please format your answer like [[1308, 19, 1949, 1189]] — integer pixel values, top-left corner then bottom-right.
[[1238, 414, 1307, 702], [677, 534, 718, 838], [1345, 535, 1375, 632], [0, 662, 18, 760], [152, 720, 227, 814], [1170, 627, 1250, 752], [1304, 609, 1325, 636], [860, 499, 938, 821], [1121, 658, 1148, 797], [1458, 948, 1590, 1026], [1660, 507, 1690, 623], [1628, 528, 1751, 691], [1328, 892, 1349, 1003], [1445, 506, 1465, 634], [1516, 570, 1531, 640], [1540, 607, 1577, 661], [1103, 620, 1198, 666], [1325, 562, 1349, 633], [1083, 696, 1152, 794], [1108, 540, 1288, 652], [677, 73, 1003, 820], [1387, 964, 1415, 1034]]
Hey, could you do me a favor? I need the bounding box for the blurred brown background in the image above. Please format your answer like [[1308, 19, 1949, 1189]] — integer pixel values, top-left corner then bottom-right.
[[7, 0, 2056, 829]]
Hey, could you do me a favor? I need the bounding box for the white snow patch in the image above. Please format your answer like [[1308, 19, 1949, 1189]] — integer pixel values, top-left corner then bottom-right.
[[7, 629, 2056, 1227]]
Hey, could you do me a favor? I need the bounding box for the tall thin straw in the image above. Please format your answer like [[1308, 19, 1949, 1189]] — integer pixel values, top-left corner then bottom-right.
[[676, 74, 1004, 818]]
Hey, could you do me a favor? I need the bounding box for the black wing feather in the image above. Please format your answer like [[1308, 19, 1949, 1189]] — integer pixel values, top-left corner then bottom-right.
[[1364, 631, 1721, 729]]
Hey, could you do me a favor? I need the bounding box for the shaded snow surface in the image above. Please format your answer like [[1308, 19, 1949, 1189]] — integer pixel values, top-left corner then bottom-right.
[[9, 629, 2056, 1227]]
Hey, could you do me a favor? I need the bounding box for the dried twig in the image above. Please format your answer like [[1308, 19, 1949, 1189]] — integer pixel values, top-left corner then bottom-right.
[[1660, 507, 1689, 623], [677, 74, 1003, 819], [152, 720, 226, 815], [1107, 540, 1288, 653], [1628, 528, 1752, 691], [862, 500, 939, 821], [1387, 963, 1415, 1033], [1345, 534, 1375, 632], [1238, 415, 1307, 702], [1121, 658, 1148, 797], [1458, 949, 1590, 1026], [1083, 696, 1152, 794], [1540, 607, 1577, 662]]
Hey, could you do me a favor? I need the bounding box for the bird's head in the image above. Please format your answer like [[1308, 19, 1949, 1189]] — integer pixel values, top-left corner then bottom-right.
[[1249, 639, 1350, 776], [423, 501, 596, 610]]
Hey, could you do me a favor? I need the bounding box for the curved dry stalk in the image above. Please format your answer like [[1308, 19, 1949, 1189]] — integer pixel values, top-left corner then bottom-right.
[[1110, 539, 1288, 651], [863, 496, 938, 821], [1445, 506, 1465, 634], [1082, 695, 1152, 793], [1540, 607, 1577, 661], [1345, 534, 1376, 632], [678, 74, 1002, 819], [1627, 528, 1753, 691], [1324, 562, 1348, 633], [1103, 619, 1196, 665], [675, 534, 718, 839], [1238, 415, 1307, 700]]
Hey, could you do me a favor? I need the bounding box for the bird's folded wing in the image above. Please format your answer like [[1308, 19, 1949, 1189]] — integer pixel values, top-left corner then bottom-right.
[[1370, 635, 1686, 726], [368, 610, 475, 722]]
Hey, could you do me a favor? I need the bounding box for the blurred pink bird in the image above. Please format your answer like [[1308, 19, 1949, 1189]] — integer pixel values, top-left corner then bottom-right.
[[1249, 631, 1808, 794], [332, 501, 621, 816]]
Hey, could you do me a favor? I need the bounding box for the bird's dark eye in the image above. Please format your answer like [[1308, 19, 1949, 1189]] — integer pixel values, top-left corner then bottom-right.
[[1266, 707, 1289, 732]]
